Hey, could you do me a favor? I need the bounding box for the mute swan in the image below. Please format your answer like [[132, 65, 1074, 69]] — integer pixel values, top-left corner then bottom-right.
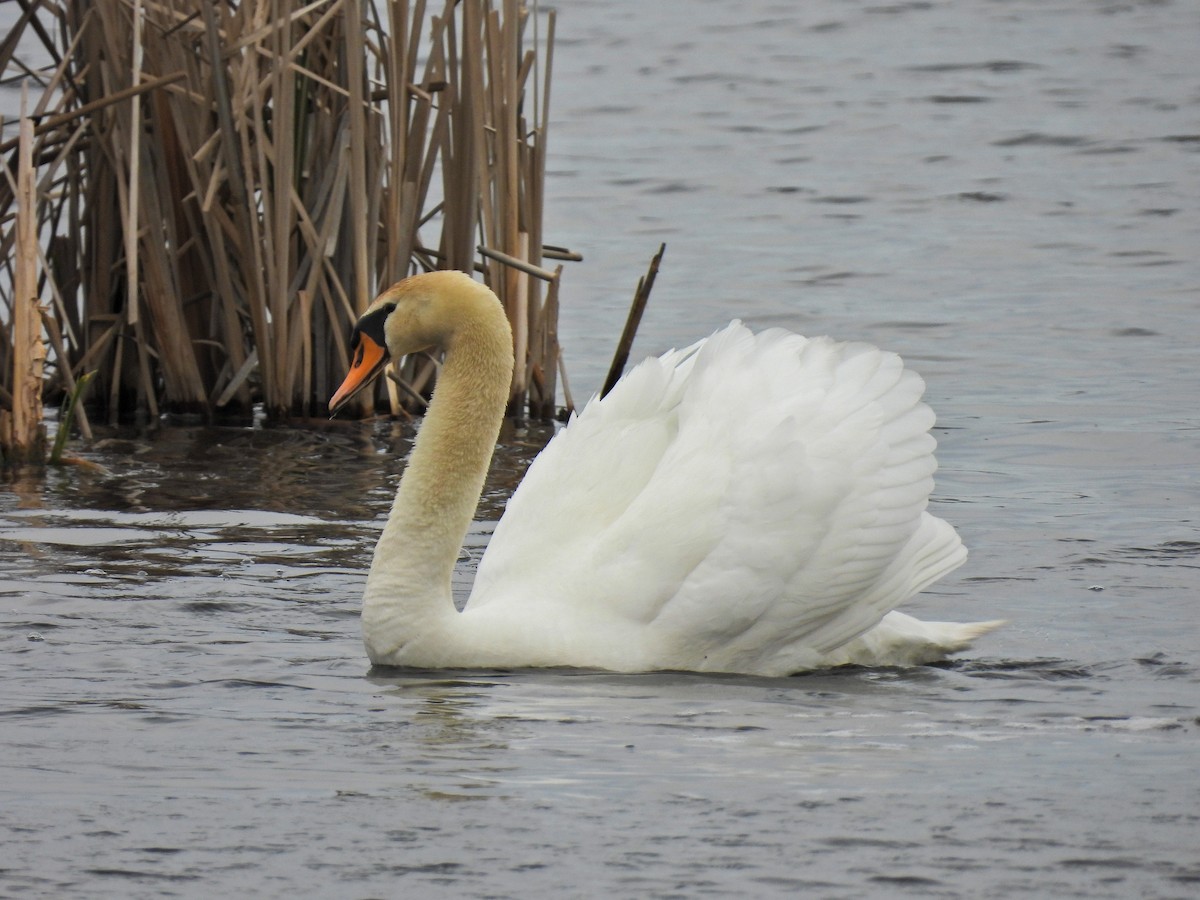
[[330, 271, 1000, 675]]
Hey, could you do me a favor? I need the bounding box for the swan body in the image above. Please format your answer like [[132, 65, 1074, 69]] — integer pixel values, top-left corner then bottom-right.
[[331, 271, 1000, 675]]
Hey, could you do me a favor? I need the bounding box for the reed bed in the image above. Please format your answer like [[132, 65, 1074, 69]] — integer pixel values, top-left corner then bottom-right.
[[1, 0, 568, 455]]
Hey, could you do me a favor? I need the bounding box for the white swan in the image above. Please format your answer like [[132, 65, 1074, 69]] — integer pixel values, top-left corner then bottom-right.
[[330, 270, 1000, 675]]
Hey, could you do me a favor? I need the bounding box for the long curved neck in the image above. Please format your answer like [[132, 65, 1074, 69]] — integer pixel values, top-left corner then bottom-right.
[[362, 293, 513, 662]]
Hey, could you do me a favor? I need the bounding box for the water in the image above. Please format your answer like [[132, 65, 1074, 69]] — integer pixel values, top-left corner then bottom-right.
[[3, 0, 1199, 896]]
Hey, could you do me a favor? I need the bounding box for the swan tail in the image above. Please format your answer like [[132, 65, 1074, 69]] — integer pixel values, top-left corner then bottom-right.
[[931, 617, 1008, 650], [820, 612, 1006, 669], [811, 513, 995, 669]]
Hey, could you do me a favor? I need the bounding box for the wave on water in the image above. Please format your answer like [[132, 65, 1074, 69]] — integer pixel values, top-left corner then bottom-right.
[[945, 653, 1196, 683], [941, 657, 1101, 680]]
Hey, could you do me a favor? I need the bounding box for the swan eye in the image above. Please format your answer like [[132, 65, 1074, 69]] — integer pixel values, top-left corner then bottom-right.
[[349, 302, 397, 357]]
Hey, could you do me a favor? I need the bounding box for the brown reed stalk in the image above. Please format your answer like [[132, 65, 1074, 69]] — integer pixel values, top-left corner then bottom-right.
[[602, 244, 667, 399], [0, 0, 573, 435], [1, 95, 47, 465]]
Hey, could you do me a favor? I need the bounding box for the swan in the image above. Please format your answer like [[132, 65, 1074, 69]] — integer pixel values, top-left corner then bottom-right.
[[329, 270, 1001, 675]]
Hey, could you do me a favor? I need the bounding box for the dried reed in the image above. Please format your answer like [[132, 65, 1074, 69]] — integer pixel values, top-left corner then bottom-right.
[[602, 244, 666, 399], [0, 87, 47, 466], [0, 0, 570, 442]]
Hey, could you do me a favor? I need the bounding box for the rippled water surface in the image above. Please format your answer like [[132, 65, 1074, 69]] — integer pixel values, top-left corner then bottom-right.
[[3, 1, 1198, 897]]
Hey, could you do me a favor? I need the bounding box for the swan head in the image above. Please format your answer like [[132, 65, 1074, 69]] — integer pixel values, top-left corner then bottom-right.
[[329, 271, 509, 415]]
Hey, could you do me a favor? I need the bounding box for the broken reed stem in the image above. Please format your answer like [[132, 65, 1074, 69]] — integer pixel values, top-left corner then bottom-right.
[[556, 345, 575, 417], [601, 243, 666, 400], [39, 308, 93, 441], [48, 370, 95, 465], [477, 245, 560, 282]]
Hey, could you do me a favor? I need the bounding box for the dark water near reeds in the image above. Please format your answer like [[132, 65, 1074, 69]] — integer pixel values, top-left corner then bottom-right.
[[3, 1, 1199, 897]]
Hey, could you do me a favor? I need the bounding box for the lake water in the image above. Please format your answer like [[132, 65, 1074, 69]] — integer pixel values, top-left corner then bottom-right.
[[2, 1, 1198, 897]]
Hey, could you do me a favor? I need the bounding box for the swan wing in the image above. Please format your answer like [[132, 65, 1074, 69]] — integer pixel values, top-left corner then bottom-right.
[[467, 322, 966, 673]]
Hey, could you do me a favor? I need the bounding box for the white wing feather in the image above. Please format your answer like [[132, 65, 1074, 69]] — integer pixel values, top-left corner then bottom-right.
[[466, 322, 971, 673]]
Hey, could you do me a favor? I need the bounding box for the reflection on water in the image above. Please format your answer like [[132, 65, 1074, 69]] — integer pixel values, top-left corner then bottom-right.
[[3, 0, 1199, 896]]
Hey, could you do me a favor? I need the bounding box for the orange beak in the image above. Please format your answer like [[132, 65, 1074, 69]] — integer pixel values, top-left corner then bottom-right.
[[329, 332, 389, 415]]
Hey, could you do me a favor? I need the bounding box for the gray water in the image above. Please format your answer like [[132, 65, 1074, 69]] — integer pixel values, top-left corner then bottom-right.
[[3, 1, 1198, 897]]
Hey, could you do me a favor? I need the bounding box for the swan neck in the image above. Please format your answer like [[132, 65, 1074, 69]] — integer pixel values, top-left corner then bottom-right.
[[362, 293, 513, 659]]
